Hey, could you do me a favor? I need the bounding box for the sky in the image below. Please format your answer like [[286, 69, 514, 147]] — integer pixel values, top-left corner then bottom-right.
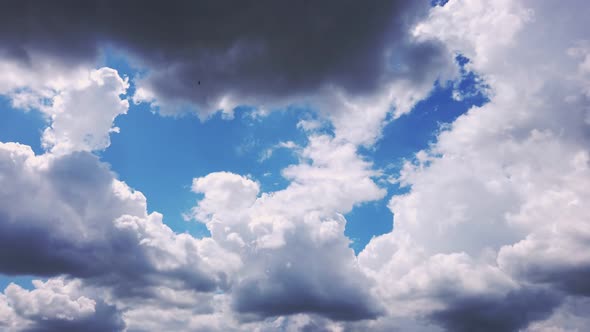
[[0, 1, 589, 331]]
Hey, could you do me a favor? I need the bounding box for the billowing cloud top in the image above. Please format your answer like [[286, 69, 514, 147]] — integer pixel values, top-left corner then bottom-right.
[[1, 0, 590, 331]]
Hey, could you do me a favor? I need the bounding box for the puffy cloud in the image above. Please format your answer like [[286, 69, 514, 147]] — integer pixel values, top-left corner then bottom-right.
[[6, 280, 95, 322], [0, 55, 90, 107], [190, 135, 385, 321], [41, 68, 129, 154], [191, 172, 260, 223], [0, 62, 130, 154], [359, 0, 590, 331], [0, 142, 240, 298], [0, 278, 125, 332]]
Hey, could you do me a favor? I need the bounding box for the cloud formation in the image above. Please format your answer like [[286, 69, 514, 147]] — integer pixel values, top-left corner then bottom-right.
[[358, 0, 590, 330], [0, 0, 445, 118], [190, 136, 386, 321], [1, 278, 125, 332], [0, 142, 239, 299], [41, 68, 129, 154]]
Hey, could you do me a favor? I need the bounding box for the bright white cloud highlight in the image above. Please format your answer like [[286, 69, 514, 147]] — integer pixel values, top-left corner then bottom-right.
[[42, 68, 129, 154]]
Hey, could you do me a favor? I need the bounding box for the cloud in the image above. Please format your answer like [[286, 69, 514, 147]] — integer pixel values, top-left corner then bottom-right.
[[1, 278, 125, 332], [0, 132, 386, 326], [2, 48, 393, 326], [358, 0, 590, 330], [190, 135, 385, 321], [0, 55, 90, 105], [0, 142, 240, 298], [525, 297, 590, 332], [0, 1, 446, 115]]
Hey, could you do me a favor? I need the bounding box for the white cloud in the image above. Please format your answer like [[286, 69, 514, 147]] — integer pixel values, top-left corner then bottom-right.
[[191, 172, 260, 225], [291, 54, 456, 147], [42, 68, 129, 154], [0, 53, 130, 155], [0, 277, 125, 332], [192, 135, 386, 248], [0, 142, 240, 306], [359, 0, 590, 330], [0, 55, 90, 110], [5, 279, 95, 322], [190, 134, 385, 321], [258, 141, 299, 163]]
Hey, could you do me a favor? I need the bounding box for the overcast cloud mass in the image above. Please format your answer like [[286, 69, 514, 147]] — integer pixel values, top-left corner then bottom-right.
[[0, 0, 589, 331]]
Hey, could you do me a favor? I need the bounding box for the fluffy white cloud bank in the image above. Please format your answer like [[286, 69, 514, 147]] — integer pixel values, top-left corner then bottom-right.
[[358, 0, 590, 330], [1, 0, 589, 331]]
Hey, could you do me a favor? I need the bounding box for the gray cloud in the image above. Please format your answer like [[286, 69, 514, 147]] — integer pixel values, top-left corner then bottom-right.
[[428, 288, 562, 332], [0, 0, 443, 114], [503, 260, 590, 298], [232, 230, 382, 321]]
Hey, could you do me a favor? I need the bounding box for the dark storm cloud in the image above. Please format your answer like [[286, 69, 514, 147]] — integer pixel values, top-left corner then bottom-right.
[[428, 288, 562, 332], [513, 264, 590, 297], [0, 0, 442, 112], [23, 301, 126, 332], [0, 150, 220, 298]]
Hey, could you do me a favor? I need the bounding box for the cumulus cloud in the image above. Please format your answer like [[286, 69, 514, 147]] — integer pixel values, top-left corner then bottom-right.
[[41, 68, 129, 154], [0, 142, 240, 299], [0, 131, 388, 327], [0, 55, 90, 107], [359, 0, 590, 330], [0, 278, 125, 332], [0, 62, 130, 154], [0, 0, 460, 149], [190, 135, 385, 321]]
